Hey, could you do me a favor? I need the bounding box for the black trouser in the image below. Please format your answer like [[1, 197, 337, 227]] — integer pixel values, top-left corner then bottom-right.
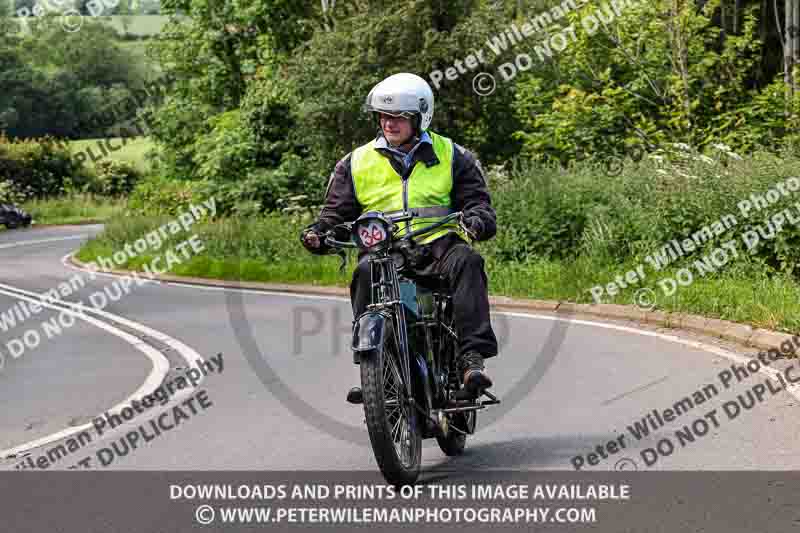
[[349, 233, 498, 360]]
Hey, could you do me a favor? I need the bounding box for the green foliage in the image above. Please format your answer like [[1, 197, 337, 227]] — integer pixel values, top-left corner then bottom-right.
[[0, 180, 25, 204], [192, 110, 254, 182], [512, 0, 788, 161], [0, 16, 151, 140], [240, 72, 302, 169], [126, 174, 209, 215], [0, 135, 86, 199], [88, 160, 143, 197], [481, 149, 800, 278]]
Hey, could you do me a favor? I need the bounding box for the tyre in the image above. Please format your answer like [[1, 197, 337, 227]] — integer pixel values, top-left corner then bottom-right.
[[5, 216, 20, 229], [436, 410, 475, 456], [360, 320, 422, 486]]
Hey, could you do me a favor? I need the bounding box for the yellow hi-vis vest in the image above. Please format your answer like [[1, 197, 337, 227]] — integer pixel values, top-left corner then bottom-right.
[[350, 130, 463, 245]]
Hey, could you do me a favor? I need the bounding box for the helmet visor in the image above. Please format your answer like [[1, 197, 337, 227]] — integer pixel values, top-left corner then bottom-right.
[[369, 109, 417, 120]]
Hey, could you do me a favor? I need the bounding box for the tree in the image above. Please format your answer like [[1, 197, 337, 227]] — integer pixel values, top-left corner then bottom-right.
[[783, 0, 800, 114]]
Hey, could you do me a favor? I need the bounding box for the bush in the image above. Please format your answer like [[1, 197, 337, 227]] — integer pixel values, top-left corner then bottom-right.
[[126, 174, 210, 216], [0, 135, 87, 199], [87, 160, 142, 197], [0, 180, 25, 204], [484, 149, 800, 277], [192, 110, 254, 183]]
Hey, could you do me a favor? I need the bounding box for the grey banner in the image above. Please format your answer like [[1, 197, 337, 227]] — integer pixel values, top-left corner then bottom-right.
[[3, 471, 799, 532]]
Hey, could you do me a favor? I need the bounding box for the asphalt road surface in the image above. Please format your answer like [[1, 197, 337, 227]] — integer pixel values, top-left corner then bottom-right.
[[2, 224, 799, 474]]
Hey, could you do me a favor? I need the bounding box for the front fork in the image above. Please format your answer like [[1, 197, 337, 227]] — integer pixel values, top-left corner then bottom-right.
[[363, 254, 436, 433]]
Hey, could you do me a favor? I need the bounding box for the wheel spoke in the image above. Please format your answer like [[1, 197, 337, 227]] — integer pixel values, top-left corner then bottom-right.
[[391, 414, 403, 442], [370, 323, 418, 470]]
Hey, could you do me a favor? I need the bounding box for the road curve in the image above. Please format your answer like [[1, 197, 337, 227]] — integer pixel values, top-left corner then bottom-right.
[[1, 224, 799, 473]]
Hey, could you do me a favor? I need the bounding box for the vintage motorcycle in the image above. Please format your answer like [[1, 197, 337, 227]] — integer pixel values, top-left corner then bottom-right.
[[322, 209, 500, 485]]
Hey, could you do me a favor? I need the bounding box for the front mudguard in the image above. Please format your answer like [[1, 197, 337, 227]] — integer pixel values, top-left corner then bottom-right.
[[351, 311, 391, 364], [351, 311, 436, 436]]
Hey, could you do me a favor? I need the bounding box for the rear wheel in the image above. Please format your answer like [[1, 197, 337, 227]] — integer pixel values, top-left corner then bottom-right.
[[5, 216, 20, 229], [434, 296, 474, 456], [360, 321, 421, 486], [436, 410, 475, 456]]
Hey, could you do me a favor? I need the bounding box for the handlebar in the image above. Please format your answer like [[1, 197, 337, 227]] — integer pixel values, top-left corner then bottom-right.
[[319, 210, 469, 250], [324, 236, 358, 248], [401, 211, 463, 242]]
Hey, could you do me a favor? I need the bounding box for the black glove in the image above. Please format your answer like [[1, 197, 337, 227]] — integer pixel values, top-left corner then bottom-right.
[[464, 215, 485, 241], [300, 223, 332, 255], [301, 222, 352, 255]]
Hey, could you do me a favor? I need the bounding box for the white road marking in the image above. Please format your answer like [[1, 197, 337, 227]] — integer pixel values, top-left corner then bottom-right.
[[0, 235, 87, 250], [0, 286, 165, 458], [0, 280, 205, 460], [60, 252, 161, 285]]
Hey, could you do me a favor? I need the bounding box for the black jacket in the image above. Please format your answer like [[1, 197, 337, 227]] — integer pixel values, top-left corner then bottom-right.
[[304, 133, 497, 256]]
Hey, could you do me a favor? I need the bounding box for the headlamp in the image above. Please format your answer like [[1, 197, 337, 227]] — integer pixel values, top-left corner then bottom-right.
[[353, 213, 392, 250]]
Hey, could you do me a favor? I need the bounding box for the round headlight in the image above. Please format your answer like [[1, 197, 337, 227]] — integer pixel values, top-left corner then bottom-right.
[[353, 214, 391, 250]]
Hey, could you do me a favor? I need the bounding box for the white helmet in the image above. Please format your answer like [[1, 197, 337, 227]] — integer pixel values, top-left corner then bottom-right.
[[363, 73, 434, 132]]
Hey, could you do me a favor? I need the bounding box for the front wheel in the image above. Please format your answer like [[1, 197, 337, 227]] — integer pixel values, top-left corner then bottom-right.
[[360, 321, 421, 486]]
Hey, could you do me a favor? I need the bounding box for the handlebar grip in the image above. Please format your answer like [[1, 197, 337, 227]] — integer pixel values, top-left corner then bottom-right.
[[324, 236, 357, 248]]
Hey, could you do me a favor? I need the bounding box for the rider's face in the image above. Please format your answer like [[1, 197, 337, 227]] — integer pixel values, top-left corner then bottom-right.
[[379, 114, 414, 146]]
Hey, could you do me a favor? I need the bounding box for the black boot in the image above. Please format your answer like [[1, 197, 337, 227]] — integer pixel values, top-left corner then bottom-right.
[[454, 352, 493, 401]]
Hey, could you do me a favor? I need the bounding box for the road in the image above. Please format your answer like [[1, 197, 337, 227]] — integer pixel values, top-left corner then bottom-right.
[[1, 224, 799, 474]]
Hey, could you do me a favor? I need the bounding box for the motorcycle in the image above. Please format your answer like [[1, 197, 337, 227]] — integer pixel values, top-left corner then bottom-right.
[[322, 209, 500, 485]]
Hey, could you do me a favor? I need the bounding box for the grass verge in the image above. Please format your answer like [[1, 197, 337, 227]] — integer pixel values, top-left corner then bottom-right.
[[23, 194, 126, 225]]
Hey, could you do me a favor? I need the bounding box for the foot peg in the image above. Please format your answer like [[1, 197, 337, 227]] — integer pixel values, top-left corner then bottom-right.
[[346, 387, 363, 404]]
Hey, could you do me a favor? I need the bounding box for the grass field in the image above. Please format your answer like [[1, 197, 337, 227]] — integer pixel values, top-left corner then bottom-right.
[[8, 15, 169, 36], [69, 137, 155, 173], [102, 15, 169, 36]]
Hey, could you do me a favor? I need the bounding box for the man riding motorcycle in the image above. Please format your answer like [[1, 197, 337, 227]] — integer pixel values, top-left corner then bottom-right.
[[301, 72, 498, 402]]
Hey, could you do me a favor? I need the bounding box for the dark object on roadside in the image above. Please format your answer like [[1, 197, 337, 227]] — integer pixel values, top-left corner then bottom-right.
[[0, 204, 33, 229]]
